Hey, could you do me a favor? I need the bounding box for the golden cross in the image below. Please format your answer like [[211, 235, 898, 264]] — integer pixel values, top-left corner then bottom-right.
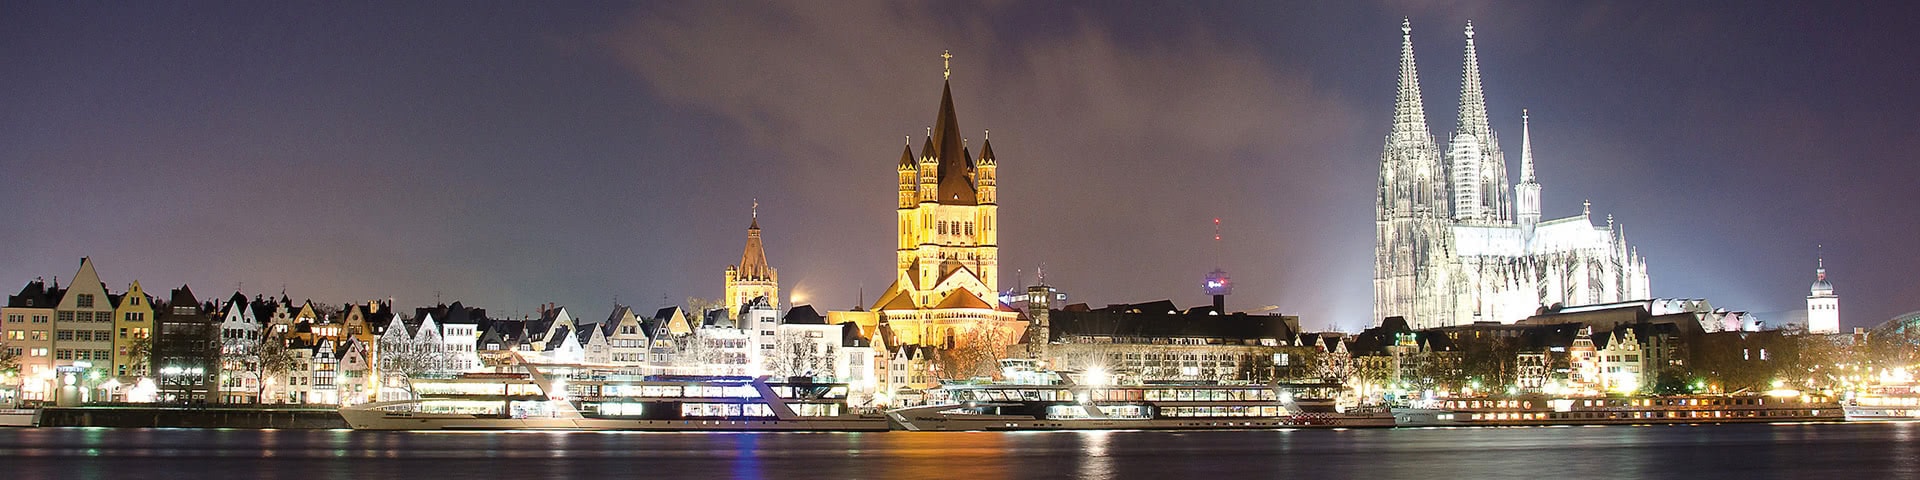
[[941, 50, 952, 80]]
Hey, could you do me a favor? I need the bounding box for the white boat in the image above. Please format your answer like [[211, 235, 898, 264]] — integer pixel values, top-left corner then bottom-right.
[[885, 360, 1393, 431], [1843, 386, 1920, 421], [1393, 393, 1843, 427], [341, 368, 887, 431], [0, 408, 41, 427]]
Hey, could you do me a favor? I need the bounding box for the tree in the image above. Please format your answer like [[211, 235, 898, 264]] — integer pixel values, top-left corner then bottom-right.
[[934, 323, 1018, 381], [126, 335, 153, 378], [0, 342, 18, 378], [255, 338, 299, 403], [767, 331, 834, 379]]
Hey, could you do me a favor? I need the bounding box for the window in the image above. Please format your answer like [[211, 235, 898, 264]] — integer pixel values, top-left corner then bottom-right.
[[5, 330, 20, 340], [56, 330, 74, 341], [32, 315, 48, 323], [77, 294, 94, 308], [5, 314, 19, 323], [30, 348, 47, 357], [56, 349, 72, 360], [31, 331, 47, 341], [58, 312, 74, 323]]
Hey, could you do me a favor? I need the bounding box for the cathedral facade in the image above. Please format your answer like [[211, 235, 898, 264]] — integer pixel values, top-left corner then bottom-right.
[[1375, 21, 1650, 329], [870, 56, 1021, 348]]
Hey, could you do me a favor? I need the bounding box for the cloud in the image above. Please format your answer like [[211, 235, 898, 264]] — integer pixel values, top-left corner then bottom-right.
[[602, 2, 1368, 328]]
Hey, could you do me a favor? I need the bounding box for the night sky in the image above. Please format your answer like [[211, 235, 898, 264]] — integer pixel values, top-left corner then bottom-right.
[[4, 2, 1917, 332]]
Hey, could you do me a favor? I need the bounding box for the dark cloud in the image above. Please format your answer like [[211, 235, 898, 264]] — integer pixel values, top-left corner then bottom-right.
[[2, 2, 1916, 331]]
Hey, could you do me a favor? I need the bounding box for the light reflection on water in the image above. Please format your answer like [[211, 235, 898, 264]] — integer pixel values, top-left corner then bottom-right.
[[0, 423, 1915, 479]]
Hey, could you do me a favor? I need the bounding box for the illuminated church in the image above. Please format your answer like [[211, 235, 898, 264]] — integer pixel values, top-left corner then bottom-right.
[[869, 52, 1022, 347], [1375, 21, 1651, 329]]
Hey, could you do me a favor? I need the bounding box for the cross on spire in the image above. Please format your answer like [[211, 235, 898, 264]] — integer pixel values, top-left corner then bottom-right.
[[752, 198, 758, 219], [941, 50, 953, 80]]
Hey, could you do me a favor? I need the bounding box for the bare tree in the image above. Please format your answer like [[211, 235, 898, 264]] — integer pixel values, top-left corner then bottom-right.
[[768, 331, 839, 379], [255, 338, 299, 403], [935, 324, 1017, 381]]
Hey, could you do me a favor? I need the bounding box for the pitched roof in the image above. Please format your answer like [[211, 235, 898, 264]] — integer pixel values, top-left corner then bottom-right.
[[782, 304, 827, 325], [932, 289, 994, 310]]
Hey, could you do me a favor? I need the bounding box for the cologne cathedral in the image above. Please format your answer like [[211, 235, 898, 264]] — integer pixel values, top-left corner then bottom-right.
[[1375, 20, 1650, 329]]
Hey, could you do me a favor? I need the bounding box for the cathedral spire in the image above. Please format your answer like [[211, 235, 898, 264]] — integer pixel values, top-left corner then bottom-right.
[[1520, 109, 1535, 183], [1390, 19, 1432, 146], [1456, 21, 1492, 142]]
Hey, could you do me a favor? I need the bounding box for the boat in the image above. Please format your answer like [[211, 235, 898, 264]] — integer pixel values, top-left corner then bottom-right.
[[0, 408, 41, 427], [341, 366, 888, 431], [1843, 385, 1920, 421], [1392, 393, 1843, 427], [885, 360, 1395, 431]]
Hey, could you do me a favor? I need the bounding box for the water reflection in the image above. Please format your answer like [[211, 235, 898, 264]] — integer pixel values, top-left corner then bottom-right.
[[0, 424, 1916, 479]]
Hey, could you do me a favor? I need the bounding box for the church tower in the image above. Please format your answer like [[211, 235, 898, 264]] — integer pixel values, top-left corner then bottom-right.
[[1447, 21, 1510, 225], [1514, 109, 1542, 235], [1375, 19, 1457, 329], [872, 51, 1017, 351], [724, 205, 778, 318], [1806, 252, 1839, 334]]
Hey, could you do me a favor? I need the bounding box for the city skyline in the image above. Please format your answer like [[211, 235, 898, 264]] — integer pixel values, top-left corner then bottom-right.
[[5, 2, 1918, 332]]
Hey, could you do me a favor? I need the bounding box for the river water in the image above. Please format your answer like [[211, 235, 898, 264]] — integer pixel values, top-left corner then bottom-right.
[[1, 422, 1915, 479]]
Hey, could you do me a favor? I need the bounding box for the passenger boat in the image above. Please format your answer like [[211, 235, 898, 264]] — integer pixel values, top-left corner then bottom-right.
[[340, 368, 887, 431], [1843, 385, 1920, 421], [885, 360, 1395, 431], [1393, 393, 1843, 427]]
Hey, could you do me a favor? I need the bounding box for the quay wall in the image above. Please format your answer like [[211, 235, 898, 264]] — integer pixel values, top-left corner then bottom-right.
[[40, 407, 348, 429]]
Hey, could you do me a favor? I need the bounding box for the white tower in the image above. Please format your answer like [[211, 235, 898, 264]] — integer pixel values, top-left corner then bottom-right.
[[1806, 252, 1839, 334]]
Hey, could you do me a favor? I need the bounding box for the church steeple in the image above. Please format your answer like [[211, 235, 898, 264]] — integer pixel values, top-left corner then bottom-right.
[[1381, 18, 1445, 220], [1456, 21, 1492, 148], [736, 202, 771, 281], [931, 77, 978, 205], [1448, 20, 1510, 225], [1515, 109, 1541, 230], [1389, 19, 1433, 152], [725, 203, 778, 317]]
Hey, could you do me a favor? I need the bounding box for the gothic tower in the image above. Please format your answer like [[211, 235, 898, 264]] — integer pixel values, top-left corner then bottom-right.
[[1514, 109, 1542, 235], [1375, 19, 1457, 329], [724, 206, 778, 318], [1447, 21, 1511, 225]]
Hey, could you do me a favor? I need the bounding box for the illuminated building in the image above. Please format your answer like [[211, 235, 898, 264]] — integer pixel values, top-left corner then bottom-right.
[[868, 51, 1021, 353], [724, 206, 779, 319], [1374, 20, 1650, 329], [1806, 255, 1840, 334], [4, 279, 58, 402], [110, 281, 154, 382]]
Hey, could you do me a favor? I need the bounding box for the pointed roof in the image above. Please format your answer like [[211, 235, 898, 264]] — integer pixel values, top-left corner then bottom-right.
[[899, 139, 916, 169], [932, 288, 994, 310], [1455, 21, 1493, 144], [1389, 19, 1433, 147], [735, 211, 774, 281], [978, 135, 995, 164], [1519, 109, 1536, 184], [169, 284, 199, 310], [930, 80, 977, 205]]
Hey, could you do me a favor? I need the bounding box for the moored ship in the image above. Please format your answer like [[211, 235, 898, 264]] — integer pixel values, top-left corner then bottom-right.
[[886, 360, 1394, 431], [1843, 385, 1920, 421], [1393, 393, 1843, 427], [340, 368, 887, 431]]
